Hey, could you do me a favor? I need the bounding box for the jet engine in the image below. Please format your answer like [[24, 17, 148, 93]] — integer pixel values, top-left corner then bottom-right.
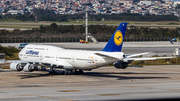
[[10, 62, 23, 71], [113, 61, 128, 69], [23, 63, 35, 72]]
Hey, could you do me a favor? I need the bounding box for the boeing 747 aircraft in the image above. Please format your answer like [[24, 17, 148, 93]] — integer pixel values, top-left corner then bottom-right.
[[9, 22, 172, 75]]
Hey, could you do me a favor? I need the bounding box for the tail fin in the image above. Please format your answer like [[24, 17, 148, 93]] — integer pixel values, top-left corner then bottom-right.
[[168, 37, 174, 44], [102, 22, 127, 52]]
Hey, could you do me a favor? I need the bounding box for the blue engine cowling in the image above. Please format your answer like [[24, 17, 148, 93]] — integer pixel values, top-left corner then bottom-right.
[[113, 61, 128, 69]]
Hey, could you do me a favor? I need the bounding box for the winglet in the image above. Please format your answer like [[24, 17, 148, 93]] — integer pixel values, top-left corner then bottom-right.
[[168, 37, 174, 44], [101, 22, 127, 52]]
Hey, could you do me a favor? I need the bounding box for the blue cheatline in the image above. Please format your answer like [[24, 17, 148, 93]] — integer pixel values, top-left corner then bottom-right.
[[101, 22, 128, 52]]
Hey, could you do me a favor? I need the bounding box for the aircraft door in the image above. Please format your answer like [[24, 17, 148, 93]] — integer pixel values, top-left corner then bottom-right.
[[72, 56, 76, 62], [40, 52, 43, 60], [56, 54, 58, 61], [94, 57, 98, 66]]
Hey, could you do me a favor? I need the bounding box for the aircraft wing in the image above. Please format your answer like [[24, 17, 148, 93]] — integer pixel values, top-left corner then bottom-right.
[[6, 60, 64, 68], [123, 52, 173, 64], [124, 57, 173, 61], [6, 60, 39, 63]]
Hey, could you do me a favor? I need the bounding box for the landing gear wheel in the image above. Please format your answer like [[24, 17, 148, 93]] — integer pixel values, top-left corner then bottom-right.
[[64, 70, 69, 75], [79, 69, 84, 74], [62, 71, 65, 75], [49, 71, 56, 75], [53, 70, 57, 75], [73, 69, 79, 75], [49, 71, 53, 75]]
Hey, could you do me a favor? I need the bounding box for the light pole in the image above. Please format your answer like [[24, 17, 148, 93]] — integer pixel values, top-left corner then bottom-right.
[[85, 10, 88, 42]]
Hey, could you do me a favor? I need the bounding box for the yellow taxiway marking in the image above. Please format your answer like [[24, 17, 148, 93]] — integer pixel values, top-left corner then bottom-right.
[[60, 99, 76, 101], [17, 94, 35, 96], [145, 87, 152, 89], [168, 89, 180, 91], [98, 94, 121, 96], [58, 90, 80, 92], [0, 92, 7, 94], [125, 86, 140, 88], [39, 96, 52, 98]]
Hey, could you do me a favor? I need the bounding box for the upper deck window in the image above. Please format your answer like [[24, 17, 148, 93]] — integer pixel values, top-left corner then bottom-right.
[[27, 47, 33, 49], [34, 48, 45, 50]]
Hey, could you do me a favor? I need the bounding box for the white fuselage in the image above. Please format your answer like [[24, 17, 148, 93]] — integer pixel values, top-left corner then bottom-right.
[[19, 45, 124, 70]]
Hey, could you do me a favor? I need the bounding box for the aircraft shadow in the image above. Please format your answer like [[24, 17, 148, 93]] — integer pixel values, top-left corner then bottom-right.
[[18, 70, 65, 79], [19, 73, 50, 79], [18, 70, 170, 80], [83, 72, 170, 80], [0, 70, 12, 72]]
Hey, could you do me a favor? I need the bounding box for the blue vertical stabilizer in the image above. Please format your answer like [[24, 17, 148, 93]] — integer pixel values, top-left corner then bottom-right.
[[101, 22, 127, 52], [168, 37, 174, 44]]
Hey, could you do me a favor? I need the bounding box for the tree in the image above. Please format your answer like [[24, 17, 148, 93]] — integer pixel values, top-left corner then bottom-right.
[[76, 9, 81, 12], [99, 1, 105, 4], [26, 1, 33, 6], [175, 4, 180, 13], [119, 3, 124, 5], [5, 1, 11, 5], [39, 25, 44, 33], [3, 8, 9, 13], [0, 15, 3, 19], [127, 10, 131, 14], [50, 23, 58, 29], [83, 3, 92, 6]]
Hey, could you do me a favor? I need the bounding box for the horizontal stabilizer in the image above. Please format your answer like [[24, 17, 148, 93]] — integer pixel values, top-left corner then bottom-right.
[[95, 53, 119, 59], [125, 52, 150, 58]]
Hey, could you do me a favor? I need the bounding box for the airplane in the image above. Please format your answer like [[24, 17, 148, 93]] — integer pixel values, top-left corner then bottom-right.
[[9, 22, 172, 75]]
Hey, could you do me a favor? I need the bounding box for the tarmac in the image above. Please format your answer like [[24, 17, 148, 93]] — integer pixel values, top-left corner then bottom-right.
[[0, 65, 180, 101]]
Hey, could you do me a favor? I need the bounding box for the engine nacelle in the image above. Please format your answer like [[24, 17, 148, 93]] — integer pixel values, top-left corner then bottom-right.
[[23, 63, 35, 72], [10, 62, 23, 71], [113, 61, 128, 69]]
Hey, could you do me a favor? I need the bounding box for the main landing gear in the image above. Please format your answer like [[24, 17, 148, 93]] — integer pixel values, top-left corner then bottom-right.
[[49, 67, 84, 75], [63, 69, 84, 75], [49, 67, 57, 75]]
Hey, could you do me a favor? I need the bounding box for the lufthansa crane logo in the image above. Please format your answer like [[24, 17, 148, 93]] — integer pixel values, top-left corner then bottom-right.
[[114, 30, 123, 46]]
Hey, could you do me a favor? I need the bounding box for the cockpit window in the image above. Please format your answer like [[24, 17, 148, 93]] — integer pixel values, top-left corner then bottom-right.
[[20, 47, 26, 54]]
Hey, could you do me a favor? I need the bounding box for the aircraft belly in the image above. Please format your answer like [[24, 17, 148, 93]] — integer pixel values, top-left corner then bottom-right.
[[72, 61, 97, 69]]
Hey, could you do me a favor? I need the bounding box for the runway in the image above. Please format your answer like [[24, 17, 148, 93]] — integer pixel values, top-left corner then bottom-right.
[[0, 65, 180, 101]]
